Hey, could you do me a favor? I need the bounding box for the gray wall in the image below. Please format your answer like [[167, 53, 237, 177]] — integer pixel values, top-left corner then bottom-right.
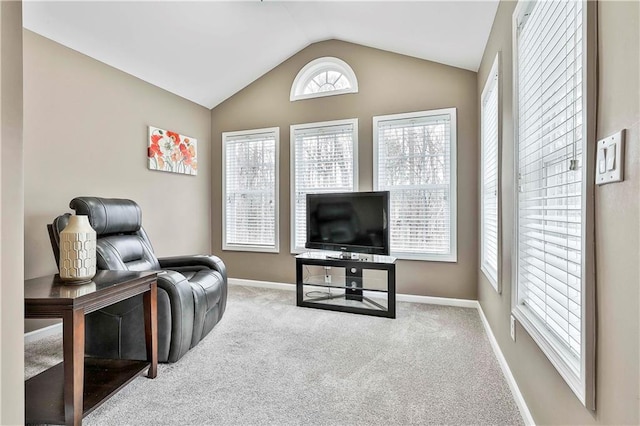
[[0, 2, 24, 423], [211, 39, 479, 299], [477, 1, 639, 424], [23, 31, 213, 331]]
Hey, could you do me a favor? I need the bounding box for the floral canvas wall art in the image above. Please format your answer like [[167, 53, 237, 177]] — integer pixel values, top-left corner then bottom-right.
[[148, 126, 198, 175]]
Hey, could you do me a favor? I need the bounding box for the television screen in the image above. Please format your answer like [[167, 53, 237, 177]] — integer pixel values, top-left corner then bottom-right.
[[306, 191, 390, 255]]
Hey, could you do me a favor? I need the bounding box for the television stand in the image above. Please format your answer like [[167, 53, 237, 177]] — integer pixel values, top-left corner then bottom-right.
[[295, 252, 396, 318]]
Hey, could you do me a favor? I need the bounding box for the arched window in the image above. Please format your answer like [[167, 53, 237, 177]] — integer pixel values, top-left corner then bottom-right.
[[290, 57, 358, 101]]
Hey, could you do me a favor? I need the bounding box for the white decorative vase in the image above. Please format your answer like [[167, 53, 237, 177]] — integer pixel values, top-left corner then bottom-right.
[[59, 215, 97, 283]]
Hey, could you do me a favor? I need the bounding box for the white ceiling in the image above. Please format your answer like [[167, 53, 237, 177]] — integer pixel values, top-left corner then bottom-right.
[[23, 1, 499, 109]]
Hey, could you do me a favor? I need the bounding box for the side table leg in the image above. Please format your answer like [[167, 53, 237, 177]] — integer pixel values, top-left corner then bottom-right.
[[143, 282, 158, 378], [63, 309, 85, 426]]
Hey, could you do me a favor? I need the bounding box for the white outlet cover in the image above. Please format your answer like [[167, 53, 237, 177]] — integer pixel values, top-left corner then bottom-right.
[[510, 315, 516, 341], [596, 130, 625, 185]]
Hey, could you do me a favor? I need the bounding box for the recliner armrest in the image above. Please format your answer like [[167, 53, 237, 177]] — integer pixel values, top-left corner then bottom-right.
[[158, 255, 227, 281], [155, 270, 195, 363]]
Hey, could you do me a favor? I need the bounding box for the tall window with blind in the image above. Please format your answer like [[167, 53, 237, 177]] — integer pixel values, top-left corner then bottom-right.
[[513, 0, 595, 408], [481, 54, 500, 291], [373, 109, 457, 261], [290, 119, 358, 252], [222, 128, 279, 252]]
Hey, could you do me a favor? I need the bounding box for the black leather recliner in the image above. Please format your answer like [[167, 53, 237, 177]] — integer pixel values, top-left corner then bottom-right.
[[48, 197, 227, 363]]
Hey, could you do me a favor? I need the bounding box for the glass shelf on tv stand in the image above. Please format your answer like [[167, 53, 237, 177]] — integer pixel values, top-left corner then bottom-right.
[[301, 274, 388, 292], [295, 251, 396, 318], [296, 250, 396, 265]]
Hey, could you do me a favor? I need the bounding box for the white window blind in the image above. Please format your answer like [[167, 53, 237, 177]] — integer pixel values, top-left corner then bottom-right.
[[373, 109, 457, 261], [481, 55, 500, 290], [223, 128, 279, 252], [514, 0, 593, 407], [291, 119, 358, 252]]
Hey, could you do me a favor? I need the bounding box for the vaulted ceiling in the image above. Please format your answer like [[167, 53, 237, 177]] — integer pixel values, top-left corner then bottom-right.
[[23, 1, 499, 109]]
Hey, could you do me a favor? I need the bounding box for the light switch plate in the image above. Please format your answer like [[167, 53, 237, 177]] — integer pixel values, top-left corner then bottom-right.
[[596, 130, 625, 185]]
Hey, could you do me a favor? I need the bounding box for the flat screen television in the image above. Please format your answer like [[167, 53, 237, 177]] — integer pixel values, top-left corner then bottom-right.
[[306, 191, 390, 256]]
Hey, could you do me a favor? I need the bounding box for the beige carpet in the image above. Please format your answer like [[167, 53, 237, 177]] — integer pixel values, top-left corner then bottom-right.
[[25, 285, 523, 425]]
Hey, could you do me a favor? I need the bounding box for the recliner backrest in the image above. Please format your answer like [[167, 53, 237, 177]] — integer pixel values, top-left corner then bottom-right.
[[70, 197, 143, 235], [48, 213, 71, 267], [50, 197, 161, 272], [94, 234, 160, 271]]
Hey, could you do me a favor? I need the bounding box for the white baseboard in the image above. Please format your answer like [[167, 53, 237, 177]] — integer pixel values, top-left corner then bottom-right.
[[395, 293, 477, 308], [24, 322, 62, 344], [228, 278, 477, 308], [229, 278, 296, 292], [477, 304, 535, 426]]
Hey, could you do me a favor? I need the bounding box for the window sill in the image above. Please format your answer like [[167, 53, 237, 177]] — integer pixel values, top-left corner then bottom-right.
[[291, 89, 358, 102], [480, 265, 499, 293], [391, 252, 457, 262], [223, 245, 280, 254], [511, 304, 587, 407]]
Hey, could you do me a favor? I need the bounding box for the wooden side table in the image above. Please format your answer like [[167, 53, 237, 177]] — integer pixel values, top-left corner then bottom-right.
[[24, 270, 158, 426]]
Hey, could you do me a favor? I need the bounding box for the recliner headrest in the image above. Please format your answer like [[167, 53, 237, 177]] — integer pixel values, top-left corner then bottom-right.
[[70, 197, 142, 235]]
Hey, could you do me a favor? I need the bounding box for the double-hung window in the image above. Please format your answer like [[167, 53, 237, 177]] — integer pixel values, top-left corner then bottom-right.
[[481, 54, 500, 291], [373, 109, 457, 261], [513, 0, 595, 408], [222, 128, 279, 252], [291, 119, 358, 252]]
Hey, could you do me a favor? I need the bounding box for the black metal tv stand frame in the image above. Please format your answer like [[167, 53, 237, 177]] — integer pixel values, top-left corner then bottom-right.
[[295, 252, 396, 318]]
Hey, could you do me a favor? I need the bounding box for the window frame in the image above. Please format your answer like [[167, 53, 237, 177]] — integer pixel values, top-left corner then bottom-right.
[[290, 118, 359, 254], [511, 0, 596, 409], [290, 57, 359, 102], [480, 53, 501, 292], [373, 108, 458, 262], [222, 127, 280, 253]]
